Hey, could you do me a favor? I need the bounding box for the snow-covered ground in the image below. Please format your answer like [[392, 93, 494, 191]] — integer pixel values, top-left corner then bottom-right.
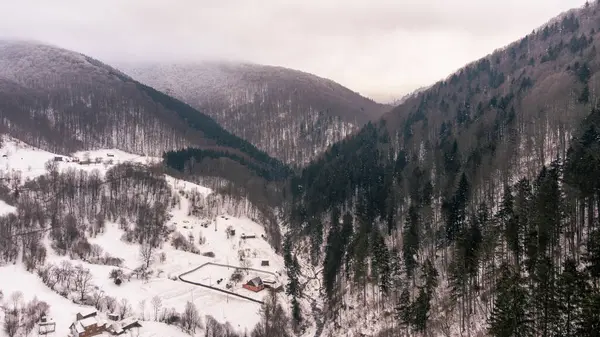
[[0, 136, 160, 182], [0, 199, 16, 215], [0, 137, 287, 335], [0, 265, 190, 337]]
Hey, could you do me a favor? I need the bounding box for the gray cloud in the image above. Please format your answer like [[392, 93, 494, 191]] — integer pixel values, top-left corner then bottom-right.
[[0, 0, 588, 101]]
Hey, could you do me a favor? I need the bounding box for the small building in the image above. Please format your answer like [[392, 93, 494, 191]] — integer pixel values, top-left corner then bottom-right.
[[76, 309, 97, 321], [241, 234, 256, 239], [107, 153, 114, 157], [107, 317, 142, 335], [243, 277, 265, 292], [261, 260, 269, 266], [70, 316, 105, 337], [108, 313, 119, 321], [53, 156, 63, 162], [38, 316, 56, 335]]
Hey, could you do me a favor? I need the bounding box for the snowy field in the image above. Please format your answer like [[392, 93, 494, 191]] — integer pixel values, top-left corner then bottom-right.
[[180, 263, 280, 302], [0, 137, 160, 182], [0, 137, 287, 335], [0, 265, 192, 337]]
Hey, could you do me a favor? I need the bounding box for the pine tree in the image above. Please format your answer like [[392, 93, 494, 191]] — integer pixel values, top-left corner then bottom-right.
[[402, 205, 419, 280], [411, 287, 430, 333], [557, 259, 587, 336], [488, 264, 533, 337], [395, 288, 411, 331], [578, 290, 600, 336]]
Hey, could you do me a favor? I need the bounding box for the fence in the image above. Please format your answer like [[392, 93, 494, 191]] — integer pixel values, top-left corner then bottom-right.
[[178, 262, 279, 304]]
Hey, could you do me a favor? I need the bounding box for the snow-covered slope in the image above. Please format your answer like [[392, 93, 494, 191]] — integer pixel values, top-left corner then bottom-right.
[[0, 136, 160, 181], [0, 265, 193, 337], [0, 138, 289, 336]]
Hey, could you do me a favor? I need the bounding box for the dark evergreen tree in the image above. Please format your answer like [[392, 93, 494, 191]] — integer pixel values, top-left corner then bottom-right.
[[557, 259, 587, 336], [402, 205, 419, 280], [488, 265, 533, 337]]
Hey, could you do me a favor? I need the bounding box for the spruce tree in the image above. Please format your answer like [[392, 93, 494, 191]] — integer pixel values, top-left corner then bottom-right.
[[557, 259, 587, 336], [402, 205, 419, 280], [488, 264, 533, 337]]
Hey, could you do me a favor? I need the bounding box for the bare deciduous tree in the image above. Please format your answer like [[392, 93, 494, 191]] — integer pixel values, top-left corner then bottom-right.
[[139, 243, 155, 270], [180, 301, 202, 335], [119, 299, 132, 320], [151, 296, 162, 321], [138, 299, 146, 320], [73, 265, 93, 301]]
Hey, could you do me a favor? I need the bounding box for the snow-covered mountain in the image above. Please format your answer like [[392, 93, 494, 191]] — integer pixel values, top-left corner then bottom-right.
[[120, 62, 391, 165], [0, 40, 287, 184]]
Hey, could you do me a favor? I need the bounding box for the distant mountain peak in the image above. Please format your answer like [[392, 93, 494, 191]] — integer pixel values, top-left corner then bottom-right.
[[120, 62, 390, 165]]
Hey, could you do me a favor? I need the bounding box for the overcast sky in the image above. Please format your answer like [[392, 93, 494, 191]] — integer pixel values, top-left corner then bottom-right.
[[0, 0, 589, 102]]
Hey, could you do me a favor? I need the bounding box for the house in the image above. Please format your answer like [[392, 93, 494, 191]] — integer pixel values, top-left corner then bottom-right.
[[38, 316, 56, 335], [261, 260, 269, 266], [70, 314, 105, 337], [107, 317, 142, 335], [108, 313, 119, 321], [262, 278, 283, 292], [243, 277, 265, 292], [76, 309, 97, 321]]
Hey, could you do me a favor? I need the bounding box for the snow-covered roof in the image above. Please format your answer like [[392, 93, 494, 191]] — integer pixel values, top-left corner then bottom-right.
[[79, 316, 97, 328], [78, 308, 97, 319], [71, 321, 85, 334], [262, 277, 276, 284], [247, 277, 263, 287], [110, 322, 124, 335]]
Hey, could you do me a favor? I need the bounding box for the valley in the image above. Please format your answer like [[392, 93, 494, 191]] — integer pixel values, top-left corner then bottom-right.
[[1, 2, 600, 337]]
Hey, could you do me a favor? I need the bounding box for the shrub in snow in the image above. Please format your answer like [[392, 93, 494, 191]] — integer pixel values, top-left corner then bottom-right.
[[120, 230, 135, 243], [109, 268, 125, 285], [161, 308, 180, 325], [70, 238, 92, 260], [171, 232, 200, 254], [230, 269, 244, 284]]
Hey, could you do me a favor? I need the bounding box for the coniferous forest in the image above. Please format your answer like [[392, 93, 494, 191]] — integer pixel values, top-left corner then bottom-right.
[[285, 4, 600, 336]]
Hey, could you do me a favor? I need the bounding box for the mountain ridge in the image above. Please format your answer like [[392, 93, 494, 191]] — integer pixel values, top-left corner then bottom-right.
[[121, 61, 391, 165], [285, 2, 600, 336], [0, 39, 289, 182]]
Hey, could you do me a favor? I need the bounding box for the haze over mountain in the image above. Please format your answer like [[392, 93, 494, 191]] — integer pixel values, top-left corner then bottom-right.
[[0, 40, 288, 181], [0, 1, 600, 337], [122, 62, 390, 164], [0, 0, 588, 100]]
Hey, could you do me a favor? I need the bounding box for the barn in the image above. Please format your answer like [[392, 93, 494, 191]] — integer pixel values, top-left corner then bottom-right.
[[242, 277, 265, 292]]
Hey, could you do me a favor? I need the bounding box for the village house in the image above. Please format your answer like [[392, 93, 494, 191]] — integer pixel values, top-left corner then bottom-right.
[[262, 277, 284, 292], [243, 277, 265, 292], [107, 317, 142, 335], [70, 310, 105, 337], [38, 316, 56, 335], [70, 309, 142, 337]]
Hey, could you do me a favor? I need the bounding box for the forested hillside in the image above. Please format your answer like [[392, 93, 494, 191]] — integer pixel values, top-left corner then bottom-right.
[[0, 40, 289, 185], [122, 62, 390, 165], [286, 3, 600, 336]]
